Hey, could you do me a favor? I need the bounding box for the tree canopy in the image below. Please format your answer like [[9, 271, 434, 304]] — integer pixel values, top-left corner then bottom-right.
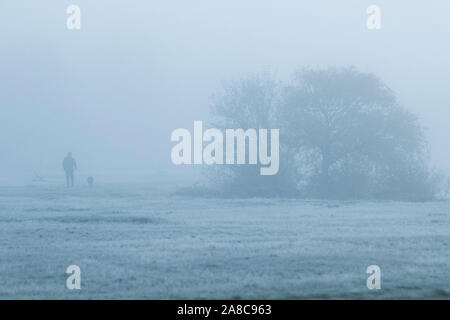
[[183, 67, 443, 201]]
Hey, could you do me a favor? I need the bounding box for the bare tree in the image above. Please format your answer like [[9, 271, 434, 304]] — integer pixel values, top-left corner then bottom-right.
[[280, 67, 437, 200], [181, 67, 442, 200], [207, 72, 297, 197]]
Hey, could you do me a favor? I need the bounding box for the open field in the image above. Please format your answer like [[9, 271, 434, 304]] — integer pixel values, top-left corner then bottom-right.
[[0, 184, 449, 299]]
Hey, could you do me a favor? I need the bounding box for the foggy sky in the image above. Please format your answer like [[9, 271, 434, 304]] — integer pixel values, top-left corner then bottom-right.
[[1, 0, 449, 183]]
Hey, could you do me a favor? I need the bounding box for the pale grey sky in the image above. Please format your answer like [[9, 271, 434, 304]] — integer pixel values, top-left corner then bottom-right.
[[1, 0, 449, 181]]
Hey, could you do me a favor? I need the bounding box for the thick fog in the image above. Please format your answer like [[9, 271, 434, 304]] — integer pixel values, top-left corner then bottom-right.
[[1, 0, 449, 184]]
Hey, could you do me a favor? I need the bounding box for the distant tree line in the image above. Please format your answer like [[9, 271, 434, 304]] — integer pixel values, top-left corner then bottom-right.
[[176, 67, 447, 201]]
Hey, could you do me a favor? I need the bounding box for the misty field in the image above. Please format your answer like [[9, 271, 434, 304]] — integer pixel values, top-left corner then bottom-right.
[[0, 184, 449, 299]]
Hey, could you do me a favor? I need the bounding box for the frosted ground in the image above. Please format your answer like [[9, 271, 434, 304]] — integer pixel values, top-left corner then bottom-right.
[[0, 183, 449, 299]]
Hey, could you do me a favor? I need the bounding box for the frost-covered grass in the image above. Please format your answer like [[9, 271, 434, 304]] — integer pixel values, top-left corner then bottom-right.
[[0, 184, 449, 299]]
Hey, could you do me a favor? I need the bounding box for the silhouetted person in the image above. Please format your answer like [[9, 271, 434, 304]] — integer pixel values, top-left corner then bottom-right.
[[63, 152, 77, 187], [87, 176, 94, 188]]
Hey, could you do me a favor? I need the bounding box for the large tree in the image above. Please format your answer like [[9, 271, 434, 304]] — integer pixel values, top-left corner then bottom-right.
[[205, 72, 297, 197], [184, 67, 441, 200], [280, 67, 437, 200]]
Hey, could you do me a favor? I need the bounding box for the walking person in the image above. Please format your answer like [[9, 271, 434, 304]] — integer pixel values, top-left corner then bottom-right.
[[62, 152, 77, 187]]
